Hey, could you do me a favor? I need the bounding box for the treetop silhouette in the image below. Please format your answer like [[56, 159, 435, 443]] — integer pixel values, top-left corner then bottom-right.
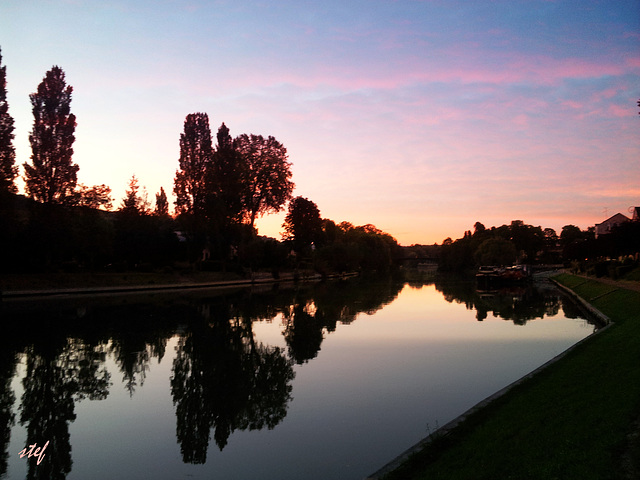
[[0, 47, 17, 195], [24, 66, 78, 205]]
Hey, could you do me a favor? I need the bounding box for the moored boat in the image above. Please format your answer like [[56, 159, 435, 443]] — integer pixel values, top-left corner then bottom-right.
[[476, 265, 530, 282]]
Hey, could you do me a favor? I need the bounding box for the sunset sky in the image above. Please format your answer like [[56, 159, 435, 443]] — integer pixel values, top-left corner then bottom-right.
[[1, 0, 639, 245]]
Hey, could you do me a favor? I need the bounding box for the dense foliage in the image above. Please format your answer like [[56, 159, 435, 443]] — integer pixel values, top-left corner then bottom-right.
[[174, 112, 213, 217], [437, 218, 640, 278], [312, 222, 402, 274], [23, 66, 78, 204], [438, 220, 550, 272], [282, 196, 323, 253], [0, 53, 399, 275]]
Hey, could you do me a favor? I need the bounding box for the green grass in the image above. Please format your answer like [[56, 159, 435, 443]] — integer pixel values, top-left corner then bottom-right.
[[382, 274, 640, 480]]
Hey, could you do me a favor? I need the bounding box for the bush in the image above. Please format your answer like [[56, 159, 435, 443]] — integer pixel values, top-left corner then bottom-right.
[[594, 261, 609, 277]]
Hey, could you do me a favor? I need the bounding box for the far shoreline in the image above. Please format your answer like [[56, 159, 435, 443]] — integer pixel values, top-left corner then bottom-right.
[[0, 270, 359, 299]]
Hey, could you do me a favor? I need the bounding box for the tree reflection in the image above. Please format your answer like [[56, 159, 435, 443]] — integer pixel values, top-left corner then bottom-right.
[[69, 339, 110, 401], [283, 301, 324, 364], [0, 343, 17, 477], [4, 275, 406, 473], [561, 295, 584, 319], [19, 336, 110, 480], [20, 342, 76, 480], [283, 276, 405, 363], [110, 342, 151, 397], [434, 277, 591, 325], [101, 303, 171, 397], [171, 306, 294, 463]]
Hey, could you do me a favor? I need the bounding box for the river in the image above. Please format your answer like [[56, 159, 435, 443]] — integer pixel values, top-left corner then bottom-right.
[[0, 275, 596, 479]]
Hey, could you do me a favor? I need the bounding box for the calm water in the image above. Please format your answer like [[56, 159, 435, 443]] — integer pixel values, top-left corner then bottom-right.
[[0, 276, 595, 480]]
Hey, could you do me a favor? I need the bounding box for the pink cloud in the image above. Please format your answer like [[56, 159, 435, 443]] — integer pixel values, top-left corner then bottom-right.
[[215, 52, 637, 95], [512, 114, 529, 127], [625, 57, 640, 68], [600, 88, 619, 99], [608, 104, 633, 117], [561, 100, 583, 109]]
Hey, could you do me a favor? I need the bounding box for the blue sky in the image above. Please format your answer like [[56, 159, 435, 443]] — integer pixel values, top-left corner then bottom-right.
[[1, 0, 639, 244]]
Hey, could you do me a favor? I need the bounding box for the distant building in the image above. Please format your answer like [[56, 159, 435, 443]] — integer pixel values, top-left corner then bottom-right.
[[632, 206, 640, 222], [594, 213, 630, 238]]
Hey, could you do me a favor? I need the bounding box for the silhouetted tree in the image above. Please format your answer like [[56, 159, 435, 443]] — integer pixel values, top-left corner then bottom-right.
[[538, 227, 561, 263], [560, 224, 584, 248], [234, 133, 294, 229], [475, 237, 517, 266], [70, 183, 113, 210], [313, 221, 400, 273], [174, 113, 212, 217], [0, 48, 17, 194], [120, 175, 149, 215], [283, 196, 323, 252], [345, 224, 400, 271], [322, 219, 340, 244], [24, 66, 78, 204], [209, 122, 245, 225], [544, 228, 558, 245], [116, 176, 151, 268], [155, 186, 169, 216], [506, 220, 544, 263]]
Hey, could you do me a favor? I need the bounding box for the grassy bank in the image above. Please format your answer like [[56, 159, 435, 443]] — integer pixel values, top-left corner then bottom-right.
[[380, 273, 640, 480]]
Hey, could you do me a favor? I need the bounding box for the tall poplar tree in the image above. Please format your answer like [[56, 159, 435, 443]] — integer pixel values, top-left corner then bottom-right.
[[174, 113, 212, 217], [209, 122, 245, 224], [155, 187, 169, 217], [0, 47, 17, 194], [24, 66, 78, 204]]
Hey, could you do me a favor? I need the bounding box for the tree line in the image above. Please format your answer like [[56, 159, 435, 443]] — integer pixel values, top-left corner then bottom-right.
[[432, 219, 640, 277], [7, 50, 631, 279], [0, 49, 400, 275]]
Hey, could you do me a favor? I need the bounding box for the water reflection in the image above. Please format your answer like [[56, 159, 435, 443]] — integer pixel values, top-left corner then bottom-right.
[[282, 277, 403, 363], [0, 276, 405, 476], [171, 314, 294, 462], [433, 277, 596, 327], [0, 275, 593, 479], [17, 336, 110, 480], [0, 340, 17, 478]]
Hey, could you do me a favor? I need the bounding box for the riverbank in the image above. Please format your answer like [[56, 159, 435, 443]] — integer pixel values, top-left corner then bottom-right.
[[0, 270, 358, 298], [373, 273, 640, 480]]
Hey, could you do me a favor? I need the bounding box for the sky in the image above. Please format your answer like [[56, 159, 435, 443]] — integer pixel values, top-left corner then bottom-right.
[[1, 0, 639, 245]]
